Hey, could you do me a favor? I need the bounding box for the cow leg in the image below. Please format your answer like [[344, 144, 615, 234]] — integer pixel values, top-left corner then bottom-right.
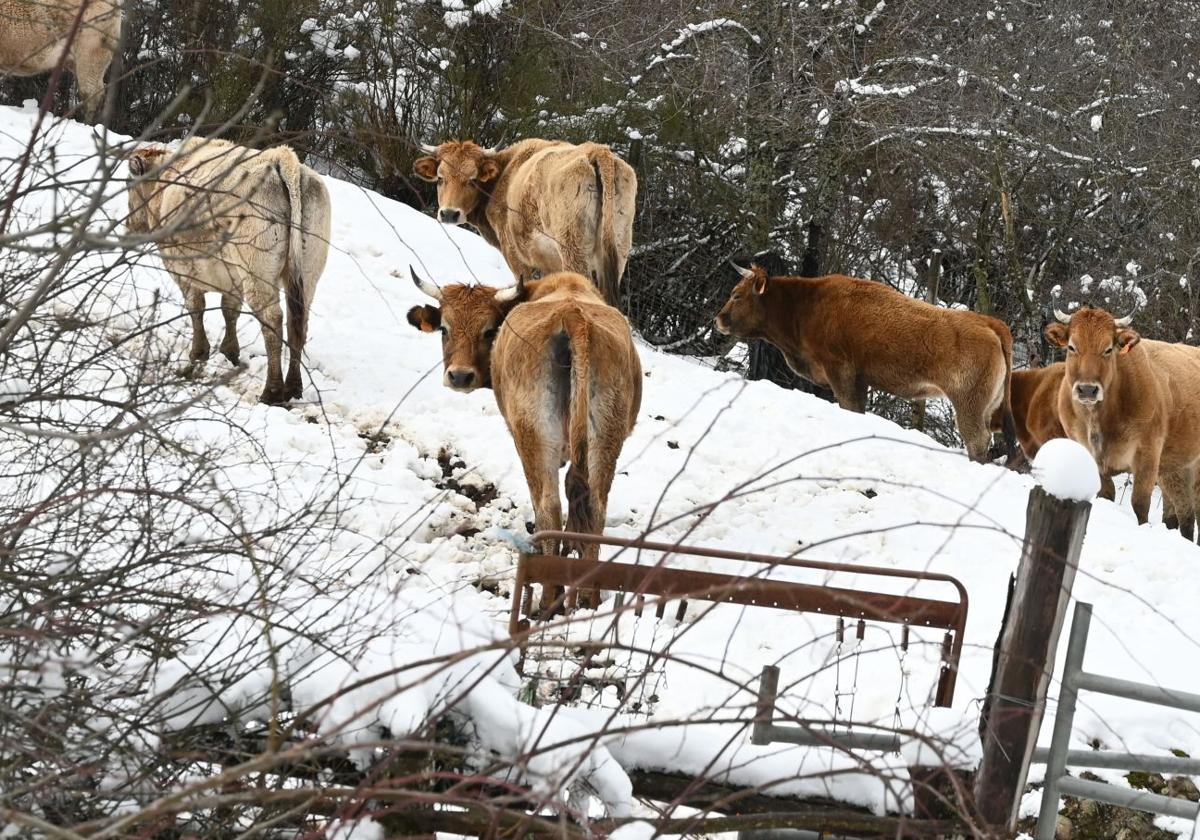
[[72, 39, 111, 122], [950, 395, 992, 463], [219, 293, 241, 366], [1161, 468, 1197, 540], [244, 278, 287, 405], [181, 286, 210, 378], [828, 372, 868, 414], [1099, 472, 1116, 501], [512, 423, 565, 614], [1130, 450, 1162, 526]]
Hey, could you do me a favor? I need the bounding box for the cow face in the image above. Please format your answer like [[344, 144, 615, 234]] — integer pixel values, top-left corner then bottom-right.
[[715, 263, 770, 338], [1044, 307, 1140, 407], [413, 141, 501, 227], [125, 147, 170, 233], [406, 268, 525, 393]]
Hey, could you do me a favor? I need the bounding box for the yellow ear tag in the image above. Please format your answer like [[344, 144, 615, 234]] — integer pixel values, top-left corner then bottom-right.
[[1120, 342, 1133, 355], [420, 320, 436, 333]]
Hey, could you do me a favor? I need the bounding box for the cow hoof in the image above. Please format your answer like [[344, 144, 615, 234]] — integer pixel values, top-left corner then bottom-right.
[[259, 385, 287, 406], [177, 361, 204, 380]]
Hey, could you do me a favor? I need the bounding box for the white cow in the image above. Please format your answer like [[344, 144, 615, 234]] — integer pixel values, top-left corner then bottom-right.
[[0, 0, 122, 121], [126, 138, 331, 404]]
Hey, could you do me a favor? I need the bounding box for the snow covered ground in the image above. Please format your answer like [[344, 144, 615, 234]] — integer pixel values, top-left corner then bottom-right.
[[3, 105, 1199, 828]]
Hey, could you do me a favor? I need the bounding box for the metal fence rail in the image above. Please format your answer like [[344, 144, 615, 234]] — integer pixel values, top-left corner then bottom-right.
[[1035, 601, 1200, 839]]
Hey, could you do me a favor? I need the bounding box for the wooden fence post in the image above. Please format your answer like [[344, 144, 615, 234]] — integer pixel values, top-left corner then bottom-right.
[[912, 250, 942, 432], [973, 484, 1091, 829]]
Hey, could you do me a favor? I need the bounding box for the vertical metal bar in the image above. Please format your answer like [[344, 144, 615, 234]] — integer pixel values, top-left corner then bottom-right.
[[751, 665, 779, 745], [1036, 602, 1092, 840]]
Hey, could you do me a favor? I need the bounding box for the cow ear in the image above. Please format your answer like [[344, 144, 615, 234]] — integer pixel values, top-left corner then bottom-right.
[[413, 156, 439, 182], [1044, 323, 1069, 347], [753, 271, 768, 296], [1117, 327, 1141, 353], [477, 157, 500, 183], [129, 154, 147, 177], [407, 304, 442, 333]]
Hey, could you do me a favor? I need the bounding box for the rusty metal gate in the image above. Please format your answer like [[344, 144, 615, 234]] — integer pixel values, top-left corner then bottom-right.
[[508, 530, 969, 711]]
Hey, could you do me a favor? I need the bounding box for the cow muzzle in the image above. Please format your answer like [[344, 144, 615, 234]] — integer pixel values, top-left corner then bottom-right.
[[446, 367, 478, 392], [714, 314, 730, 335], [1073, 382, 1103, 405], [438, 207, 464, 225]]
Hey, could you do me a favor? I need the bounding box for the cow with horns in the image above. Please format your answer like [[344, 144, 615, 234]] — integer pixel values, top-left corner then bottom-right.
[[1045, 306, 1200, 534], [412, 139, 637, 307], [406, 268, 642, 584], [715, 262, 1017, 463]]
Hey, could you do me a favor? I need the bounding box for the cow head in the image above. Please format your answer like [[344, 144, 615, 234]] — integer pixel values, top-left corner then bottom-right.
[[413, 141, 502, 227], [125, 147, 170, 233], [1044, 307, 1140, 407], [715, 262, 770, 338], [406, 267, 527, 392]]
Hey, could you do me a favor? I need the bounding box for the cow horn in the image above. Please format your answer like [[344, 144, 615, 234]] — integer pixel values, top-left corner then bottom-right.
[[410, 266, 443, 301], [728, 260, 755, 280], [419, 143, 438, 154], [494, 275, 525, 303], [1053, 308, 1072, 324], [1113, 312, 1135, 327]]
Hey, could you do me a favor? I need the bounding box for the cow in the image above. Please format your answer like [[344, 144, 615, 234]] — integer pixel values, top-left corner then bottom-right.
[[1008, 364, 1066, 461], [1044, 307, 1200, 532], [715, 263, 1016, 463], [406, 269, 642, 596], [412, 139, 637, 307], [126, 138, 331, 405], [1, 0, 122, 121]]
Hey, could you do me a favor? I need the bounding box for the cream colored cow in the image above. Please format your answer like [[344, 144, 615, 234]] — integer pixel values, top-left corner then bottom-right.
[[0, 0, 122, 121], [126, 138, 331, 404]]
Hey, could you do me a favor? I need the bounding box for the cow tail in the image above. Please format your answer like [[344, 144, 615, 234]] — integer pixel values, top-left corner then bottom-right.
[[277, 154, 307, 353], [562, 309, 593, 543], [996, 325, 1019, 464], [590, 151, 621, 306]]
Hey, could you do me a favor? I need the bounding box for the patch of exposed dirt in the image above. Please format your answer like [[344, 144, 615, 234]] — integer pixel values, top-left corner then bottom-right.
[[435, 447, 499, 509]]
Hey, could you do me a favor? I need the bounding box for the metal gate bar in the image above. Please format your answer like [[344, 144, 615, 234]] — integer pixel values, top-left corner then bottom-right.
[[1035, 601, 1200, 839], [510, 530, 970, 706], [751, 664, 901, 752]]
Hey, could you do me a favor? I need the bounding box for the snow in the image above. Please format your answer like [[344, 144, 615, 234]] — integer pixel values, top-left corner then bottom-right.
[[608, 821, 656, 840], [327, 818, 385, 840], [5, 108, 1200, 823], [1032, 439, 1101, 502], [1090, 113, 1103, 132]]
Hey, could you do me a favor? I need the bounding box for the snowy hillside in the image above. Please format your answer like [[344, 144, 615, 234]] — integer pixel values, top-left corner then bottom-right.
[[3, 105, 1200, 828]]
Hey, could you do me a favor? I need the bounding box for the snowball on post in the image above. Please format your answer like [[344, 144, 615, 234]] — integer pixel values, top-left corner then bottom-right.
[[1030, 438, 1101, 502]]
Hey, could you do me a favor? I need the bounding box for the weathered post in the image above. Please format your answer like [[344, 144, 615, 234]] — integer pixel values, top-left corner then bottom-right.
[[973, 468, 1093, 829], [912, 250, 942, 431]]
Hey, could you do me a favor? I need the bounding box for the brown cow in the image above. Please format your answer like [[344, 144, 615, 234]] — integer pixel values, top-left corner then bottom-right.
[[407, 270, 642, 578], [413, 139, 636, 306], [1005, 362, 1119, 498], [1008, 364, 1066, 460], [1, 0, 122, 121], [1044, 307, 1200, 531], [715, 263, 1016, 462]]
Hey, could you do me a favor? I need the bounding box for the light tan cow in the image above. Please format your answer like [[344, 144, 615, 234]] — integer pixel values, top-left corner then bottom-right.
[[1045, 307, 1200, 532], [413, 139, 637, 306], [407, 270, 642, 590], [126, 138, 331, 405], [0, 0, 122, 121]]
